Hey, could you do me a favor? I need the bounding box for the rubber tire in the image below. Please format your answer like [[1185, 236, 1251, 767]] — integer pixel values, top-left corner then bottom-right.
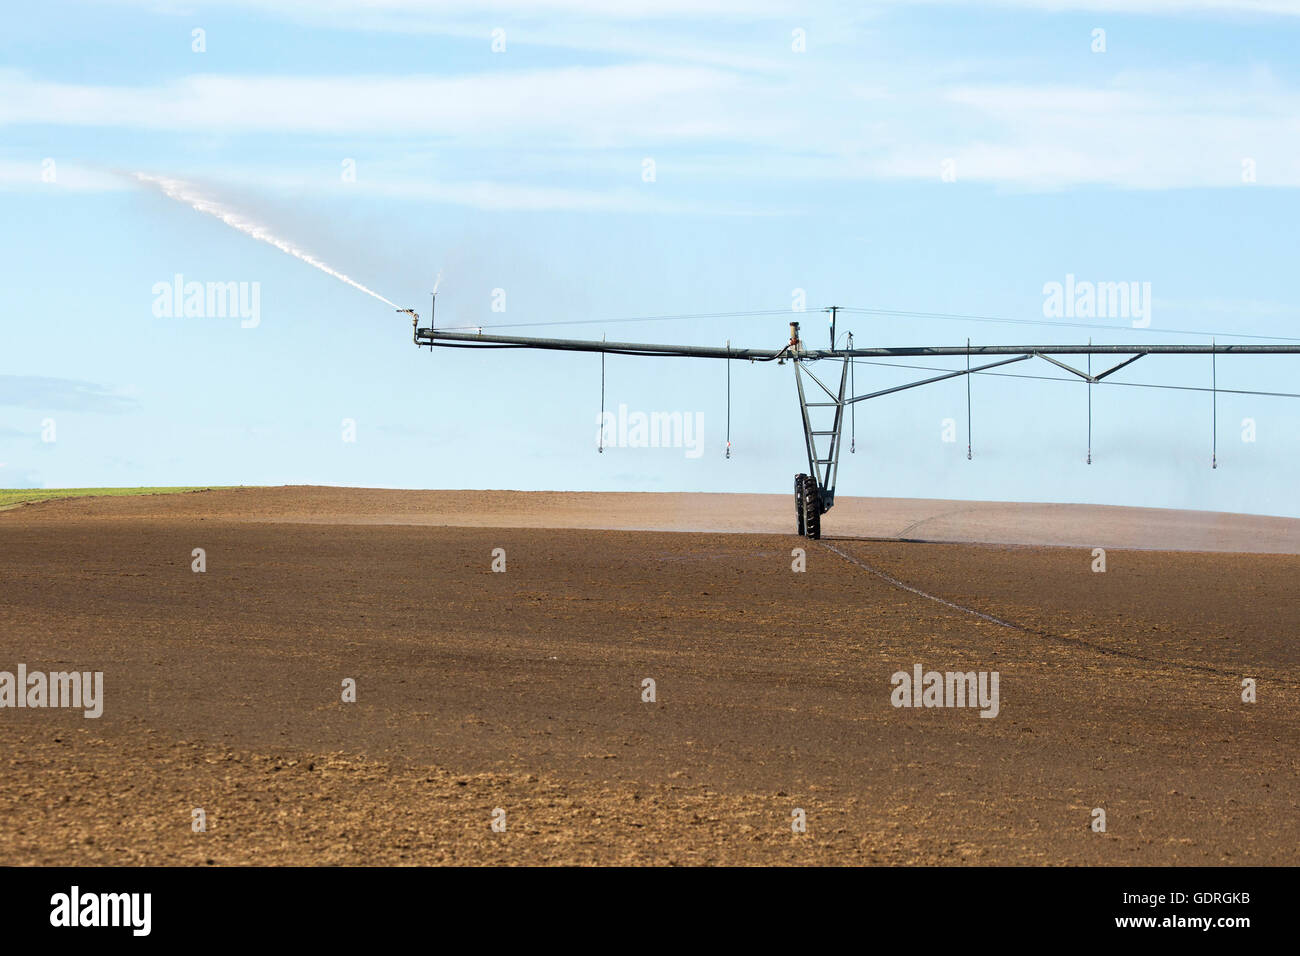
[[795, 474, 807, 536], [803, 479, 821, 540]]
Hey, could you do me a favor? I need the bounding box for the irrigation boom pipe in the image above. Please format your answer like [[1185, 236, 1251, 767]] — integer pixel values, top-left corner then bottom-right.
[[417, 328, 1300, 359]]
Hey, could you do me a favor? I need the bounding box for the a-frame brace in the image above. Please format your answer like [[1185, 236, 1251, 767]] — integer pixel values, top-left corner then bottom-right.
[[792, 346, 849, 539]]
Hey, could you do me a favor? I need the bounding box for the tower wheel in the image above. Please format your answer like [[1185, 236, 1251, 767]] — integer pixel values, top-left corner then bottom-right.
[[794, 474, 807, 535], [802, 478, 822, 540]]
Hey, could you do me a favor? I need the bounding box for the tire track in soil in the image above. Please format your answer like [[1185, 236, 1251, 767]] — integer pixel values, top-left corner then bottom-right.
[[817, 540, 1298, 685]]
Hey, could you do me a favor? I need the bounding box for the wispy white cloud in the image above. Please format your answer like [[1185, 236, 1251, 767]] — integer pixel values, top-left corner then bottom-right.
[[0, 151, 774, 212], [103, 0, 1300, 20], [150, 168, 765, 214], [104, 0, 822, 71], [0, 65, 760, 143], [106, 0, 798, 19], [0, 376, 138, 413], [925, 76, 1300, 188], [0, 160, 128, 191], [4, 53, 1300, 194], [326, 178, 755, 213]]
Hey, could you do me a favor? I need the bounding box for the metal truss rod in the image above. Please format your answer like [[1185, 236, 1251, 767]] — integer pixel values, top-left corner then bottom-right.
[[793, 361, 819, 487], [1094, 353, 1145, 381], [1035, 352, 1093, 381], [799, 361, 843, 401], [1034, 350, 1146, 384], [846, 355, 1032, 404]]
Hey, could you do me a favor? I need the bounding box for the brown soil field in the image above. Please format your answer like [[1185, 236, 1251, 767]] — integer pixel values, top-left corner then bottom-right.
[[1, 486, 1296, 865]]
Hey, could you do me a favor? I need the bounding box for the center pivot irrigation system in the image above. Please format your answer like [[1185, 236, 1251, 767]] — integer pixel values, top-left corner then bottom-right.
[[404, 302, 1300, 539]]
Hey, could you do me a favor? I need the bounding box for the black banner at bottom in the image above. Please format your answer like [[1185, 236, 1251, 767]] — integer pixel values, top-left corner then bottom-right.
[[0, 865, 1282, 943]]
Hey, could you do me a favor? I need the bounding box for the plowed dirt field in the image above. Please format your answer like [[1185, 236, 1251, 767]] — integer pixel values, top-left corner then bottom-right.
[[1, 487, 1295, 865]]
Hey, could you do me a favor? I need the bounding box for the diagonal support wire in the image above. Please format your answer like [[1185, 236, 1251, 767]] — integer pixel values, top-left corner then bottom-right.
[[1094, 353, 1145, 381], [1034, 350, 1146, 394], [847, 355, 1031, 404], [966, 338, 972, 460], [849, 332, 856, 453], [800, 361, 843, 401], [725, 338, 732, 459], [598, 333, 606, 453]]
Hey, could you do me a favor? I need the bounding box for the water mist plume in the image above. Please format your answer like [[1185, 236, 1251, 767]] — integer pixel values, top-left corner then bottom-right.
[[133, 172, 399, 309]]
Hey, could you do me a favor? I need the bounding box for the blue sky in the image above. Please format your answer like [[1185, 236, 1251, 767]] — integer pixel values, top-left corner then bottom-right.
[[3, 0, 1300, 517]]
